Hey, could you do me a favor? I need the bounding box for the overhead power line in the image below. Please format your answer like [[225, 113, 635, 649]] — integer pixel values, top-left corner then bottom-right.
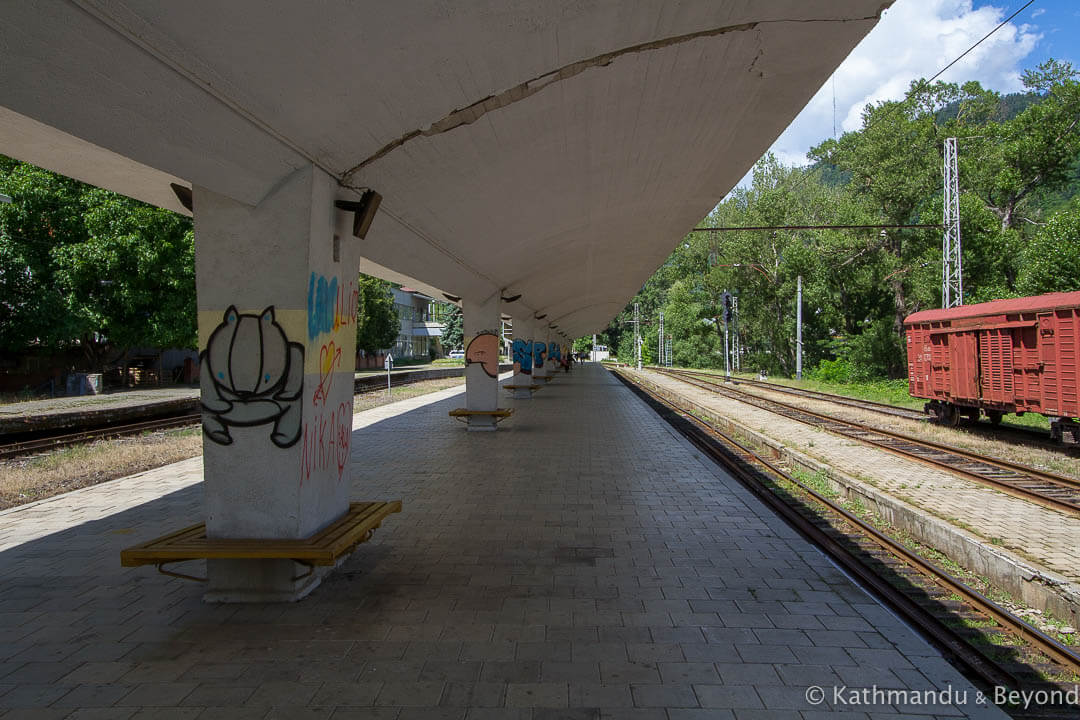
[[692, 223, 941, 232], [774, 0, 1038, 197]]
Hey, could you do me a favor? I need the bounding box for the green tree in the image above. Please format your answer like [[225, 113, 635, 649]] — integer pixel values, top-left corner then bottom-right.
[[1016, 202, 1080, 295], [965, 60, 1080, 231], [441, 305, 463, 352], [52, 189, 196, 367], [355, 275, 399, 354], [0, 159, 89, 352]]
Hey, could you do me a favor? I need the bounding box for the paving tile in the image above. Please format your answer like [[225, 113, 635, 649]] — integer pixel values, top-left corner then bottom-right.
[[505, 682, 567, 708], [629, 684, 698, 707], [375, 682, 446, 707]]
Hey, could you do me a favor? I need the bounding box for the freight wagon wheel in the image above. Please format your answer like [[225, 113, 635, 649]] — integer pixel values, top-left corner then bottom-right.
[[942, 404, 961, 427], [986, 410, 1003, 426]]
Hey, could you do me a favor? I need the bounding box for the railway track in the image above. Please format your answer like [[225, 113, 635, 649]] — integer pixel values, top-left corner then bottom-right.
[[613, 367, 1080, 715], [672, 368, 1062, 448], [0, 413, 202, 461], [655, 367, 1080, 519]]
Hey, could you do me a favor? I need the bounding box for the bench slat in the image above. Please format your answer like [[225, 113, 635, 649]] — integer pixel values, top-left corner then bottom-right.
[[120, 500, 401, 568]]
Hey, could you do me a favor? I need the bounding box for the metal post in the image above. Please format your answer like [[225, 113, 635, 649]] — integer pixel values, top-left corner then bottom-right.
[[634, 303, 641, 370], [943, 137, 962, 308], [732, 295, 740, 371], [796, 275, 803, 380], [657, 311, 664, 368]]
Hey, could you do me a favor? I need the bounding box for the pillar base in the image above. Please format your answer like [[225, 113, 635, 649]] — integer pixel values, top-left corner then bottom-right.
[[203, 558, 334, 603], [467, 416, 498, 431]]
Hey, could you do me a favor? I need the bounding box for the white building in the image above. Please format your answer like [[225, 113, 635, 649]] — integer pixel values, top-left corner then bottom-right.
[[391, 287, 451, 360]]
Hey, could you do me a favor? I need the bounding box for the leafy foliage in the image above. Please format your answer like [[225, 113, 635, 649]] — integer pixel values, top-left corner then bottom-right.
[[1, 157, 195, 363], [355, 275, 399, 355], [606, 59, 1080, 380], [441, 305, 463, 352]]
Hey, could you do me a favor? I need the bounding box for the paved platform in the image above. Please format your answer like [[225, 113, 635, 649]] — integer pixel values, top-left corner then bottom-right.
[[0, 363, 1005, 718], [0, 387, 200, 435]]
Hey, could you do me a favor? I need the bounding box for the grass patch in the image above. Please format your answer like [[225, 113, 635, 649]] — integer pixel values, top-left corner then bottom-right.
[[353, 376, 465, 412], [0, 427, 202, 510]]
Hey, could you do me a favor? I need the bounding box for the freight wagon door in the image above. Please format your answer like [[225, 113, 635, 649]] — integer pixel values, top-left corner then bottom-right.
[[978, 329, 1013, 404], [1039, 312, 1060, 414], [948, 331, 979, 402]]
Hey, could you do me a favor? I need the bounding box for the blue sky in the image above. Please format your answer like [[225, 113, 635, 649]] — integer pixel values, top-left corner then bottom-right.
[[753, 0, 1080, 177]]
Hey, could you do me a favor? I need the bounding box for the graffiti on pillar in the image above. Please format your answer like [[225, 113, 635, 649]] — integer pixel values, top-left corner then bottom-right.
[[301, 272, 356, 485], [548, 342, 562, 364], [533, 341, 547, 369], [512, 338, 533, 375], [313, 340, 342, 407], [201, 306, 304, 448], [465, 331, 500, 378], [307, 272, 358, 341], [300, 400, 350, 485]]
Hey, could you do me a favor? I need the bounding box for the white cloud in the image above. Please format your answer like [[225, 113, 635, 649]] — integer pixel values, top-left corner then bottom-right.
[[759, 0, 1040, 172]]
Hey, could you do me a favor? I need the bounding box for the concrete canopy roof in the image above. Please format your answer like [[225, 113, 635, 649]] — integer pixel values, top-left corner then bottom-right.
[[0, 1, 889, 337]]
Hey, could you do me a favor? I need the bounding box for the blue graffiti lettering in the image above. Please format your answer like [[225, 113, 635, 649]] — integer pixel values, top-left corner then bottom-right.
[[307, 272, 339, 340], [512, 338, 533, 374], [533, 341, 547, 369]]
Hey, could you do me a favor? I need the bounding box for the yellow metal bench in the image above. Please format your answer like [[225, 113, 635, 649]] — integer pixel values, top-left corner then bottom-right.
[[448, 408, 514, 424], [121, 500, 401, 582], [502, 384, 540, 392]]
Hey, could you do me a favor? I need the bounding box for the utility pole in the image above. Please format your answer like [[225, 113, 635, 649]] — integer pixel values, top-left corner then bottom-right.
[[796, 275, 803, 380], [592, 333, 596, 362], [943, 137, 962, 308], [657, 311, 664, 368], [634, 302, 642, 370], [665, 335, 672, 367], [731, 295, 740, 371], [722, 291, 732, 380]]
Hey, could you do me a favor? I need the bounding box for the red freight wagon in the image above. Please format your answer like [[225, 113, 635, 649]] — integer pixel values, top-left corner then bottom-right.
[[904, 290, 1080, 444]]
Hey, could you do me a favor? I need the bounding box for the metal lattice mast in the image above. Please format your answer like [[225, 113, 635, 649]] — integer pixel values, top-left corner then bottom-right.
[[665, 335, 672, 367], [943, 137, 962, 308]]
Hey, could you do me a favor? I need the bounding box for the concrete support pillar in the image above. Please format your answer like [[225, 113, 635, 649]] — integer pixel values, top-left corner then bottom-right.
[[462, 293, 502, 431], [193, 164, 360, 601], [532, 325, 549, 384], [511, 319, 534, 400], [549, 337, 563, 372]]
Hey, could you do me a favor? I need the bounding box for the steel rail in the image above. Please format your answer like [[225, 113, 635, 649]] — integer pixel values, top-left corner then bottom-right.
[[672, 368, 1061, 448], [679, 369, 926, 420], [614, 367, 1080, 683], [0, 414, 202, 460], [657, 368, 1080, 518]]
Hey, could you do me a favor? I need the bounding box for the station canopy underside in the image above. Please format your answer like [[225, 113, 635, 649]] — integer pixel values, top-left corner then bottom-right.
[[0, 0, 888, 337]]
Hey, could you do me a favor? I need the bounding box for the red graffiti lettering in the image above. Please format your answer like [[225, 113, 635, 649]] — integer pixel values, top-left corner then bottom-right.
[[299, 400, 351, 485]]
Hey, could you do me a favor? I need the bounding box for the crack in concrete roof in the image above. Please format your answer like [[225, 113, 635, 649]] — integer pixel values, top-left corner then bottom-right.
[[340, 12, 883, 182]]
